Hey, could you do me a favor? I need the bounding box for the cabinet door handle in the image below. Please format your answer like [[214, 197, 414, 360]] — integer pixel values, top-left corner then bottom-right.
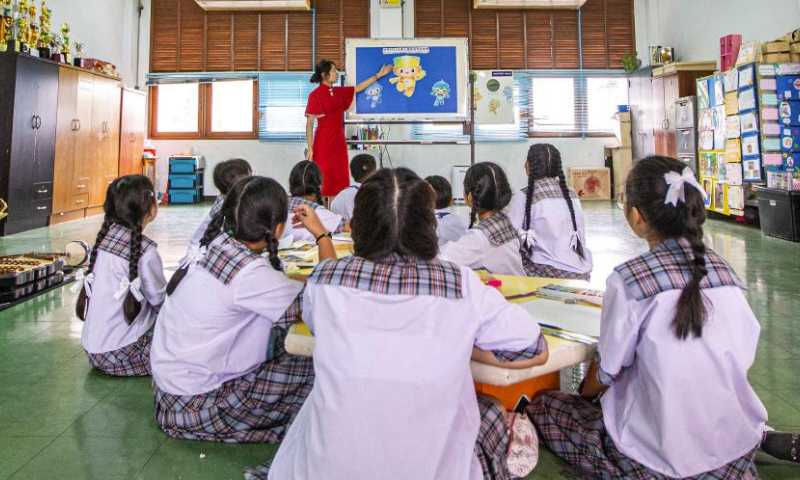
[[36, 206, 47, 211], [37, 188, 48, 194], [77, 119, 82, 131], [31, 116, 37, 130], [38, 116, 42, 129], [130, 132, 136, 143], [75, 199, 85, 205]]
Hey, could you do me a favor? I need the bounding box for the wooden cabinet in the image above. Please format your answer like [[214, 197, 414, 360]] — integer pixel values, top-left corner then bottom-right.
[[51, 68, 122, 223], [0, 52, 59, 236], [119, 89, 147, 178], [629, 64, 715, 161]]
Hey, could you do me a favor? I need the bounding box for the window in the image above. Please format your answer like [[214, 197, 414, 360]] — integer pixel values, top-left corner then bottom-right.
[[149, 77, 258, 139], [530, 78, 575, 133], [258, 73, 317, 142], [586, 77, 629, 133], [154, 84, 201, 136]]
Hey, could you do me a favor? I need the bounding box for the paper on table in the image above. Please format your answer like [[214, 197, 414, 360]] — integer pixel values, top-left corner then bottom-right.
[[518, 298, 602, 338]]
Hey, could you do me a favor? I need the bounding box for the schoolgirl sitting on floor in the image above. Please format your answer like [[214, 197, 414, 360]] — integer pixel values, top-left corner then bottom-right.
[[288, 160, 348, 242], [247, 168, 548, 480], [76, 175, 165, 377], [151, 176, 336, 443], [508, 144, 592, 280]]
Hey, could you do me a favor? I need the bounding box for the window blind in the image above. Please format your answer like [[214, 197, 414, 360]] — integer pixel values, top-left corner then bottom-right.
[[258, 73, 316, 142]]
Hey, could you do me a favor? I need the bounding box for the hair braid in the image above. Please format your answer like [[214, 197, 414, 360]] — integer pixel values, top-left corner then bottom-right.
[[122, 224, 144, 324], [165, 212, 225, 296], [522, 150, 538, 254], [555, 156, 586, 260], [675, 211, 709, 339], [314, 186, 324, 207], [265, 230, 282, 272], [75, 219, 112, 320]]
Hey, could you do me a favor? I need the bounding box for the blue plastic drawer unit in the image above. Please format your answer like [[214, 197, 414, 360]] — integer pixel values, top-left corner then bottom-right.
[[168, 189, 203, 204], [169, 156, 203, 174], [168, 173, 203, 190]]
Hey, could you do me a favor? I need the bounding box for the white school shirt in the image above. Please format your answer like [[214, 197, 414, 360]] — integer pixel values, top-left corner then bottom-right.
[[268, 261, 541, 480], [439, 224, 526, 276], [598, 272, 767, 477], [508, 190, 593, 275], [81, 247, 167, 354], [151, 253, 302, 396], [329, 183, 360, 221], [289, 198, 344, 242], [435, 208, 469, 246], [191, 195, 294, 248]]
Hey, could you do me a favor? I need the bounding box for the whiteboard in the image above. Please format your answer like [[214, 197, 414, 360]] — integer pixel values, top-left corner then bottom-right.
[[345, 38, 470, 121]]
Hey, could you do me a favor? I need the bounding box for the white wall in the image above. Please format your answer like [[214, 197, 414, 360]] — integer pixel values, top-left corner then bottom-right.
[[640, 0, 800, 65], [35, 0, 142, 87]]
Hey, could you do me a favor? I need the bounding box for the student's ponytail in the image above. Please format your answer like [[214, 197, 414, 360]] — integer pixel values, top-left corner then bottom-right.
[[553, 153, 586, 260], [123, 224, 144, 324], [463, 162, 512, 228], [76, 218, 112, 320], [264, 229, 282, 272], [626, 156, 709, 340]]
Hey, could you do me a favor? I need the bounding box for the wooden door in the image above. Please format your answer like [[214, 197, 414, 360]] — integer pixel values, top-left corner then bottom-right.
[[53, 68, 79, 215], [90, 78, 110, 207], [119, 89, 147, 177], [104, 83, 121, 187], [663, 74, 680, 157], [73, 73, 94, 201]]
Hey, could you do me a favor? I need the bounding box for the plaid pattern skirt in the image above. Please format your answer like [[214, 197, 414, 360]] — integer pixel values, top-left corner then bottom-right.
[[86, 328, 153, 377], [244, 395, 511, 480], [527, 392, 760, 480], [155, 335, 314, 443], [523, 259, 591, 281]]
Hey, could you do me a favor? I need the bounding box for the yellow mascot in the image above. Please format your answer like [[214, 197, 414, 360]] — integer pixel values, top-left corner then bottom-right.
[[389, 55, 426, 98]]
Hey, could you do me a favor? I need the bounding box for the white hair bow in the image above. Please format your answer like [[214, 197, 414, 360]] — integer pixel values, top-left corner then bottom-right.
[[114, 277, 144, 302], [518, 229, 536, 248], [179, 243, 208, 270], [570, 231, 580, 251], [664, 167, 707, 207], [70, 270, 95, 297]]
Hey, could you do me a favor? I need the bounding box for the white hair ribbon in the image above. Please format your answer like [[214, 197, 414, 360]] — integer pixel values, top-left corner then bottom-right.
[[519, 229, 536, 248], [114, 277, 144, 302], [70, 270, 95, 297], [664, 167, 707, 207], [570, 230, 579, 251], [179, 243, 208, 270]]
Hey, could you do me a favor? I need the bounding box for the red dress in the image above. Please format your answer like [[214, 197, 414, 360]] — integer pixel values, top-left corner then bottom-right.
[[305, 84, 355, 197]]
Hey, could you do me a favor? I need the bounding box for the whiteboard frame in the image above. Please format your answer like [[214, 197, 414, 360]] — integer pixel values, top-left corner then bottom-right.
[[344, 37, 470, 121]]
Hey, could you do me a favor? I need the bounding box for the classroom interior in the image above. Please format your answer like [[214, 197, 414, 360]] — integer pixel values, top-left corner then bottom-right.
[[1, 0, 800, 479]]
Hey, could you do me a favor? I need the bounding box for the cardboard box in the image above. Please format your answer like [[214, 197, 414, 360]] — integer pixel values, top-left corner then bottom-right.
[[791, 43, 800, 54], [605, 146, 633, 202], [763, 41, 791, 54], [764, 53, 792, 63], [793, 29, 800, 43], [780, 101, 800, 126], [568, 168, 611, 201], [613, 112, 632, 148], [792, 54, 800, 63]]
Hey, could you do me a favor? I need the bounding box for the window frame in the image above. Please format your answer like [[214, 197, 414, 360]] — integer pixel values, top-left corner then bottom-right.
[[148, 80, 259, 140]]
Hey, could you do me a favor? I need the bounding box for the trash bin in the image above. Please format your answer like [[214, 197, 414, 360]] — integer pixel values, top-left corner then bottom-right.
[[754, 186, 800, 242]]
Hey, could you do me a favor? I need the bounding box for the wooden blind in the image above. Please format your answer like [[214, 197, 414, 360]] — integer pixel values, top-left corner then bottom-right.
[[414, 0, 634, 70], [150, 0, 370, 73]]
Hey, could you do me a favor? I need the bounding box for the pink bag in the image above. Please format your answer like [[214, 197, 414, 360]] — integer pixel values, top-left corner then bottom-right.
[[506, 412, 539, 478]]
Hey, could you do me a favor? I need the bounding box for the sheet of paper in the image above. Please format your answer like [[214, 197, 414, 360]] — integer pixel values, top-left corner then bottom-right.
[[518, 298, 602, 338]]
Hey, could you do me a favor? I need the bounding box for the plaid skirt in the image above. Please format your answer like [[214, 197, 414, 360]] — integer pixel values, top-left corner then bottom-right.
[[243, 394, 511, 480], [527, 392, 760, 480], [154, 332, 314, 443], [523, 258, 591, 281], [86, 328, 154, 377]]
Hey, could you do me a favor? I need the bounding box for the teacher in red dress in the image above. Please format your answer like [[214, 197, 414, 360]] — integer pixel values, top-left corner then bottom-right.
[[305, 60, 392, 199]]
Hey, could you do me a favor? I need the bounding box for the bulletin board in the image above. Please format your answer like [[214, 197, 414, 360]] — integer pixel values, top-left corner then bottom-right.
[[344, 38, 470, 120]]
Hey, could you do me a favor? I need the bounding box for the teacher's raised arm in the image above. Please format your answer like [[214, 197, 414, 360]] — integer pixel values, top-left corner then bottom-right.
[[304, 60, 390, 199]]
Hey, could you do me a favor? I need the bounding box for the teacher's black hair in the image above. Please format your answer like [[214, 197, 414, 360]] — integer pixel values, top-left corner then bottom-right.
[[351, 168, 439, 262], [310, 59, 336, 84]]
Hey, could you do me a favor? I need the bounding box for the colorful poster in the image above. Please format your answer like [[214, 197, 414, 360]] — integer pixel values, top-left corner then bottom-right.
[[728, 185, 745, 212], [346, 38, 469, 120], [473, 70, 515, 125], [714, 182, 728, 214], [703, 178, 714, 208], [743, 158, 762, 181], [726, 162, 743, 185]]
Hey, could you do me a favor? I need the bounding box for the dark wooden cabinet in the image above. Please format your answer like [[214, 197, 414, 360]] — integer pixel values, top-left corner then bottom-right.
[[629, 64, 715, 161], [0, 52, 59, 236]]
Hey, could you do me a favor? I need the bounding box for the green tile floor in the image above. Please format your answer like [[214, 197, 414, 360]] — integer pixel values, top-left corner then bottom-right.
[[1, 202, 799, 479]]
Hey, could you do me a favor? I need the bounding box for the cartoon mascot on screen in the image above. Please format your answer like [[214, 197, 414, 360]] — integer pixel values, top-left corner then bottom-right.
[[431, 79, 450, 107], [389, 55, 426, 98]]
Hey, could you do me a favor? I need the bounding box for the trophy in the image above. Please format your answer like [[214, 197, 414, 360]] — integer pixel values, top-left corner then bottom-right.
[[27, 4, 38, 57], [49, 31, 62, 62], [14, 12, 29, 53], [60, 22, 71, 63], [0, 0, 12, 52], [73, 41, 85, 67], [37, 1, 50, 58]]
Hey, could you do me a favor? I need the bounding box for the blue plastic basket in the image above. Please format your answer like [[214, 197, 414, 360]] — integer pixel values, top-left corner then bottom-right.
[[169, 173, 203, 189], [168, 189, 202, 204], [169, 158, 201, 174]]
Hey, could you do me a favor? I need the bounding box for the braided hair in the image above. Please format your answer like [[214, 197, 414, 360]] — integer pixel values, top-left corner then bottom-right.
[[76, 175, 156, 324], [463, 162, 513, 228], [626, 156, 709, 340], [289, 161, 324, 206], [523, 144, 586, 259], [213, 158, 252, 195], [351, 168, 438, 261]]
